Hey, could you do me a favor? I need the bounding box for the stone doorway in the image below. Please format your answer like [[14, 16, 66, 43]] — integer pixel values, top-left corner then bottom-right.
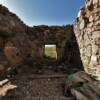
[[44, 44, 57, 61]]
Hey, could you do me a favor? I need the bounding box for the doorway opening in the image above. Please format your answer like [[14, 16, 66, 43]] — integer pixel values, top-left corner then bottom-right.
[[44, 45, 57, 60]]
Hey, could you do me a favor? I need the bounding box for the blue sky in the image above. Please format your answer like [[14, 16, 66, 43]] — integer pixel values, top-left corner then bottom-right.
[[0, 0, 85, 26]]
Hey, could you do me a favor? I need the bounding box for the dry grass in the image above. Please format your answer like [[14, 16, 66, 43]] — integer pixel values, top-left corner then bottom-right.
[[45, 46, 57, 59]]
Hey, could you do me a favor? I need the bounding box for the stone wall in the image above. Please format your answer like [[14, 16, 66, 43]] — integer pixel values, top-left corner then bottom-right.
[[0, 5, 32, 76], [26, 25, 83, 67], [0, 4, 83, 77], [74, 0, 100, 80], [27, 25, 72, 63]]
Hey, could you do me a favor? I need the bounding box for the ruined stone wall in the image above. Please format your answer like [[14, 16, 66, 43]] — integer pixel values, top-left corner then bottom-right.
[[26, 25, 82, 68], [74, 0, 100, 79], [0, 5, 32, 76], [27, 25, 73, 63], [0, 4, 83, 77]]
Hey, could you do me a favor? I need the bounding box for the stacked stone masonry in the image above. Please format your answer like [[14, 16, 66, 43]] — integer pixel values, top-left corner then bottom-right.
[[74, 0, 100, 80], [0, 5, 82, 77]]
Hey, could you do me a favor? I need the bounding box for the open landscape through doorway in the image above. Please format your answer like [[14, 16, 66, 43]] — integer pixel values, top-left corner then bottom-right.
[[44, 45, 57, 60]]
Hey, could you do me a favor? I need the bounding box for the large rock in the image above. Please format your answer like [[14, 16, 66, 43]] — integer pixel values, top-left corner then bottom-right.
[[71, 82, 100, 100], [65, 71, 100, 100]]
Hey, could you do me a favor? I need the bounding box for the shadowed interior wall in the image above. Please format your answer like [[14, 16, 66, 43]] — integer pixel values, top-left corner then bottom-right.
[[27, 25, 83, 68], [0, 5, 83, 77]]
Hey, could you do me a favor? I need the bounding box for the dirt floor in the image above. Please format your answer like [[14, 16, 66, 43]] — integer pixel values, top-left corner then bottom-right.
[[0, 64, 76, 100]]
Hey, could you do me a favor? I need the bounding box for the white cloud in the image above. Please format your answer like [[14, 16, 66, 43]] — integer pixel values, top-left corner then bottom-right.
[[0, 0, 7, 5]]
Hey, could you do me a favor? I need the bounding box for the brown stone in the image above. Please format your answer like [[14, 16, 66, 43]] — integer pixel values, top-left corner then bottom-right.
[[71, 83, 100, 100], [65, 71, 93, 94], [3, 41, 22, 65], [91, 55, 98, 65], [0, 64, 5, 71], [93, 0, 99, 6], [92, 44, 98, 54], [65, 71, 100, 99], [80, 20, 85, 29], [89, 15, 94, 22]]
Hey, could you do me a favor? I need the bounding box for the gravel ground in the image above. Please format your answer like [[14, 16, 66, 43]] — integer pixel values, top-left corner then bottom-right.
[[0, 65, 75, 100]]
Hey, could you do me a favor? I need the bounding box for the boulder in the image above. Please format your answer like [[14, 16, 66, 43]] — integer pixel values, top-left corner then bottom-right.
[[65, 71, 100, 100]]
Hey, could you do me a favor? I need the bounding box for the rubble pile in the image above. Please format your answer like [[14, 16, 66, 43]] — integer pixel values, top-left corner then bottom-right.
[[74, 0, 100, 80]]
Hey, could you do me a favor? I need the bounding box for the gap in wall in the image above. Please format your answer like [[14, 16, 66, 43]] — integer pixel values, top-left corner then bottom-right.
[[44, 44, 57, 60]]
